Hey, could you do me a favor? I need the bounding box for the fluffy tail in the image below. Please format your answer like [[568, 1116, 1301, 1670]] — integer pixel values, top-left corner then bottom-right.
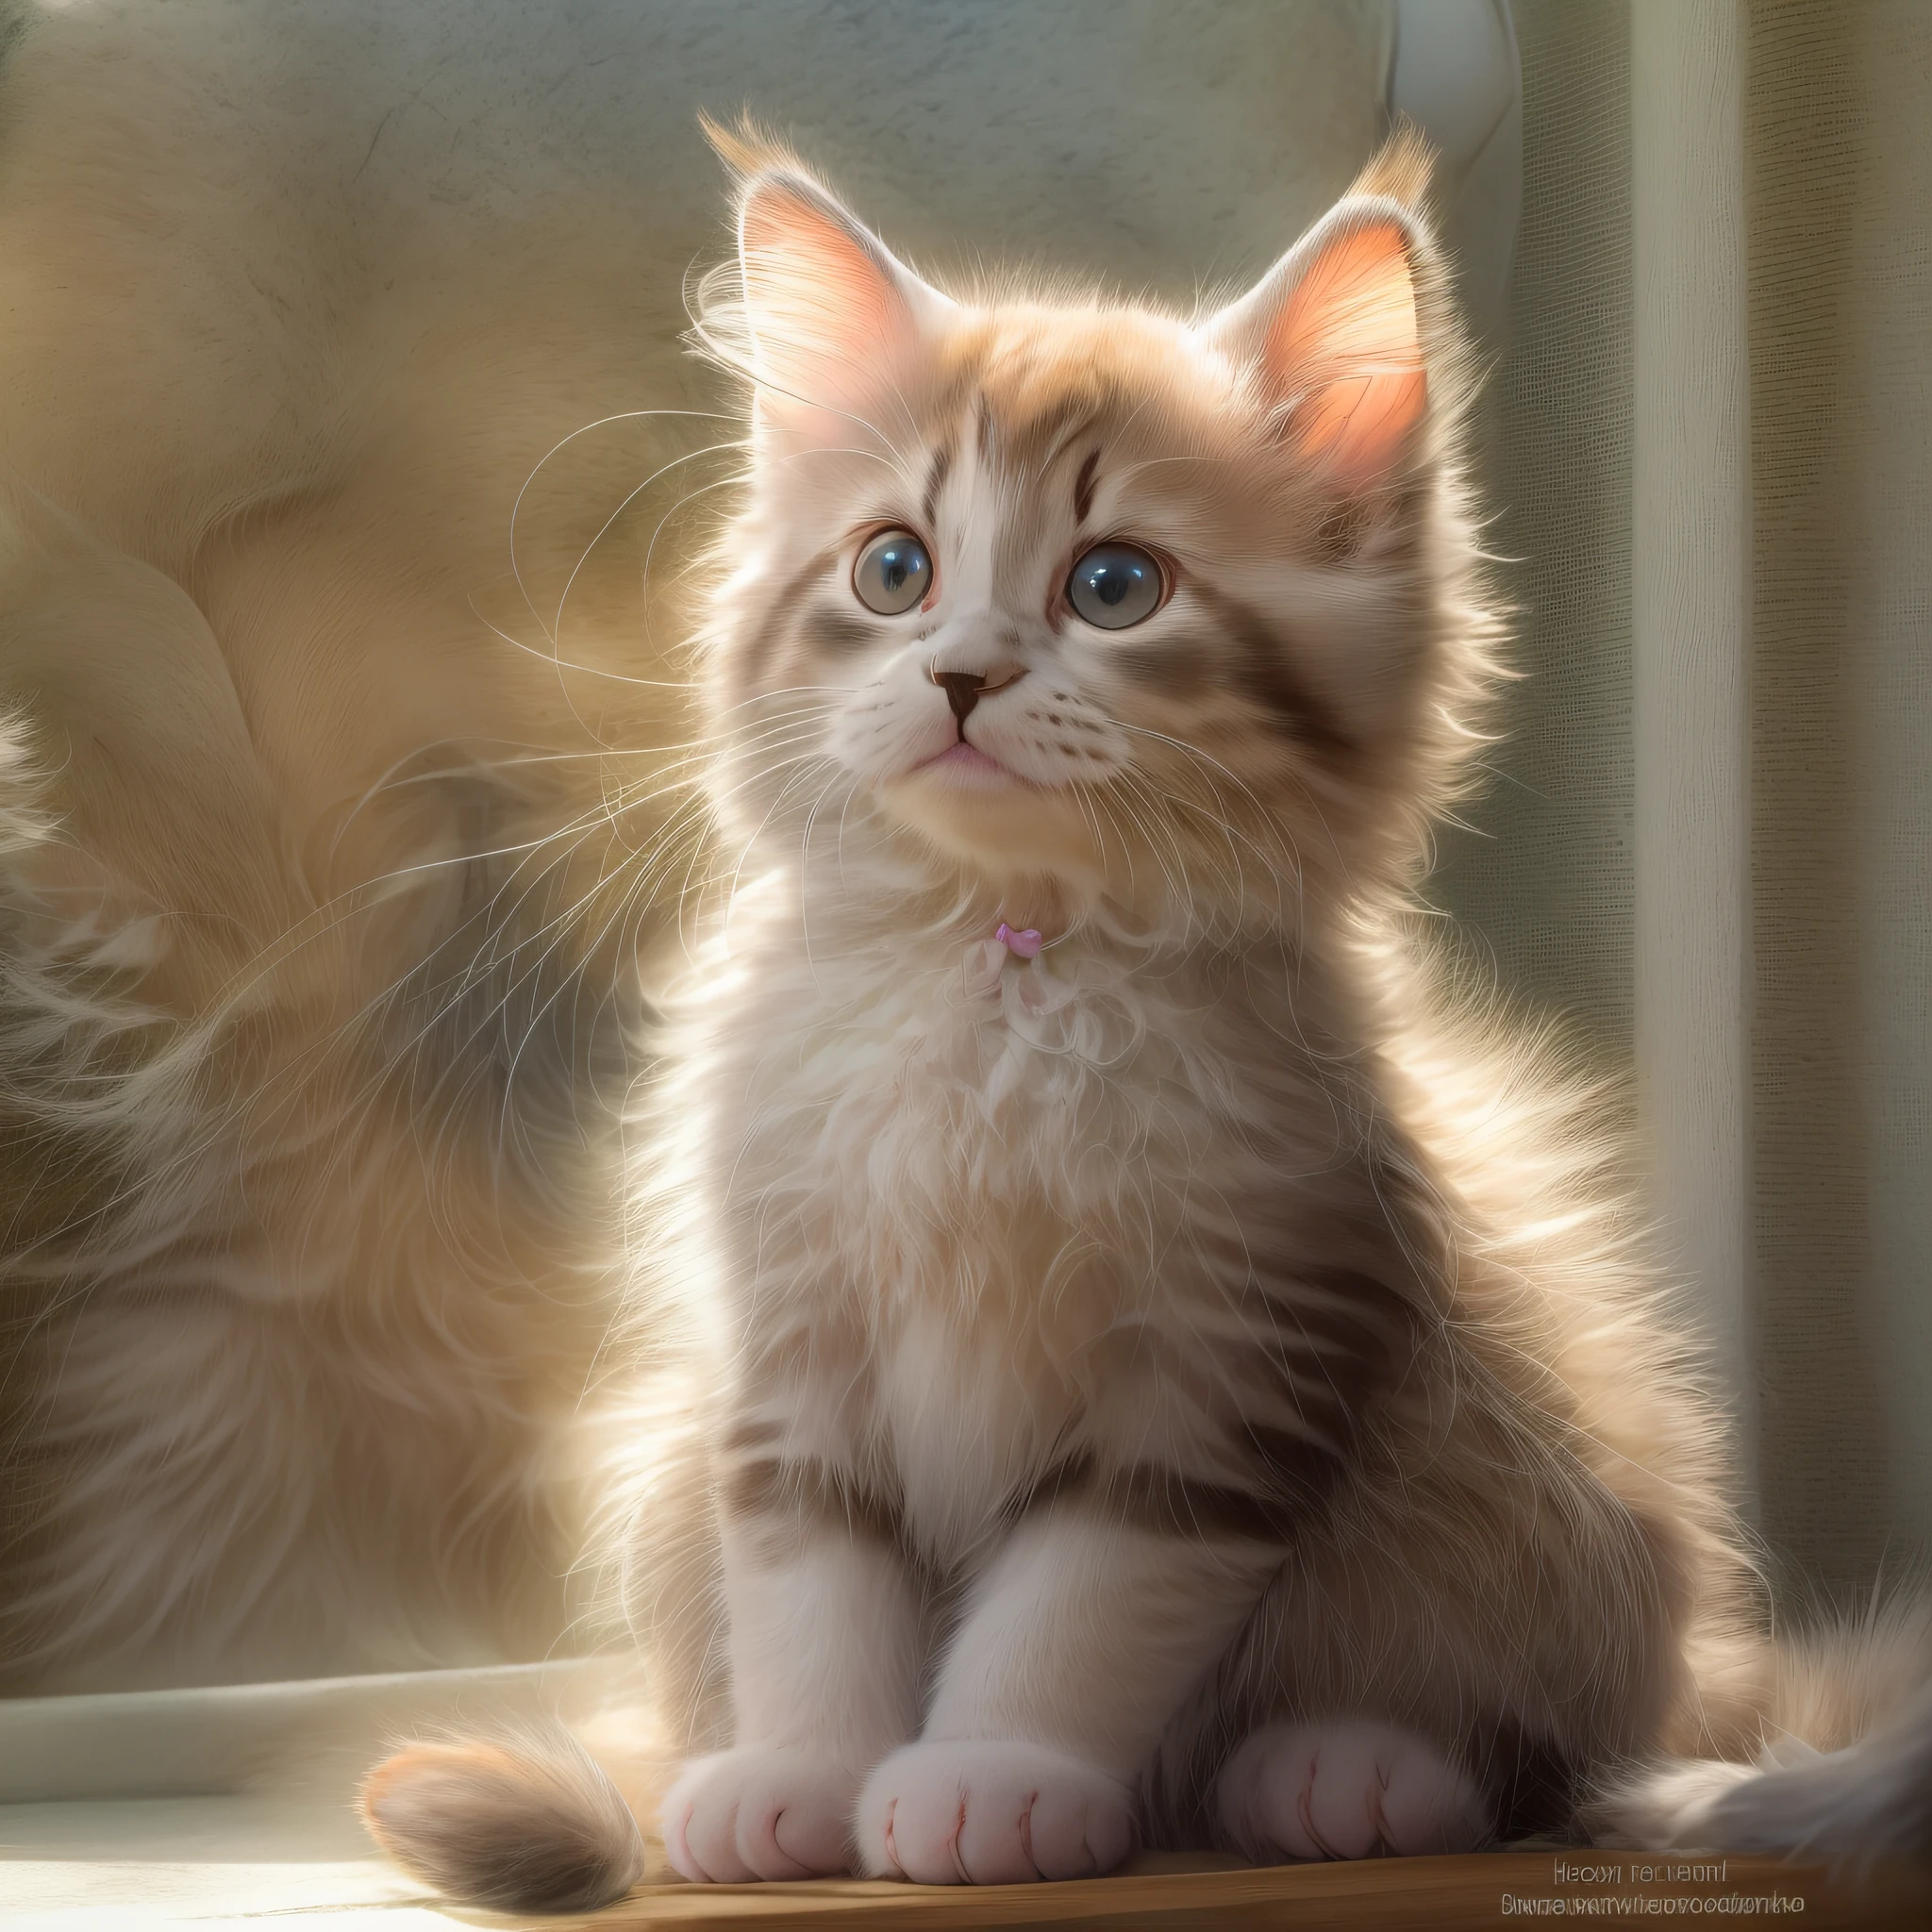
[[361, 1725, 644, 1915], [1591, 1593, 1932, 1864]]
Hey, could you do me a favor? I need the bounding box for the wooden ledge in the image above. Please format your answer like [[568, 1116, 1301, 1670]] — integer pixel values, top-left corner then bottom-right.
[[505, 1851, 1929, 1931]]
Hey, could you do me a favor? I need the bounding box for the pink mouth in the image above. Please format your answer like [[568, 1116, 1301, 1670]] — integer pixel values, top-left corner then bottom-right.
[[913, 740, 1020, 784]]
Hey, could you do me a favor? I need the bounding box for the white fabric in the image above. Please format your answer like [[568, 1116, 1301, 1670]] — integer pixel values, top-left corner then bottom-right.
[[0, 1659, 615, 1807], [3, 1799, 439, 1932], [1628, 0, 1753, 1484], [0, 1662, 613, 1925]]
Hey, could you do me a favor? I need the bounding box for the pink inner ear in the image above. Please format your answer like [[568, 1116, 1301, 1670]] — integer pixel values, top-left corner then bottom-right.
[[1267, 221, 1426, 485], [740, 181, 911, 408]]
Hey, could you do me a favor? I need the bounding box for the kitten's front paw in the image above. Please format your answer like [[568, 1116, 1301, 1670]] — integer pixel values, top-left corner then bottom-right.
[[857, 1739, 1136, 1884], [1218, 1719, 1489, 1861], [661, 1746, 857, 1882]]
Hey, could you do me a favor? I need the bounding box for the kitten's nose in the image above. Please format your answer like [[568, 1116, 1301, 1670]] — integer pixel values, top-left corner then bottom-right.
[[930, 665, 1024, 723]]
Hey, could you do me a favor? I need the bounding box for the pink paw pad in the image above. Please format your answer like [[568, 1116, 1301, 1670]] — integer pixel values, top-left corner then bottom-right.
[[1217, 1720, 1489, 1862]]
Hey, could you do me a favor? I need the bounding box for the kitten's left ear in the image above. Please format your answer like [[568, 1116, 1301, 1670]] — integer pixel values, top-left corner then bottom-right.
[[729, 162, 953, 433], [1200, 192, 1437, 491]]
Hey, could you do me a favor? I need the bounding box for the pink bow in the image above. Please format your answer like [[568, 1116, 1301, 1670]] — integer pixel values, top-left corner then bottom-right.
[[963, 922, 1048, 999]]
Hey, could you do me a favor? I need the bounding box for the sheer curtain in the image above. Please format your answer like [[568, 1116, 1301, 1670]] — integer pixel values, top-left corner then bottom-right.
[[1439, 0, 1932, 1596]]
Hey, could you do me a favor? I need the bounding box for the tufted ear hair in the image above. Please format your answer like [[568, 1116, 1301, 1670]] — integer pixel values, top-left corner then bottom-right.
[[1200, 147, 1440, 491], [713, 129, 952, 439]]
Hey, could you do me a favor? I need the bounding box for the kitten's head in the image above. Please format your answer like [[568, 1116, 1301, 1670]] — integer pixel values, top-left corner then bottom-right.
[[699, 126, 1496, 937]]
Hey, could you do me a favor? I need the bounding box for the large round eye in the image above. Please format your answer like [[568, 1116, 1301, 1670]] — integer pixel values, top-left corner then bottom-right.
[[1065, 542, 1163, 629], [853, 528, 933, 616]]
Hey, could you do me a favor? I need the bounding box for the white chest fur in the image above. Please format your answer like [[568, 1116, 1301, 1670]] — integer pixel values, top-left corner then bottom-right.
[[693, 895, 1297, 1568]]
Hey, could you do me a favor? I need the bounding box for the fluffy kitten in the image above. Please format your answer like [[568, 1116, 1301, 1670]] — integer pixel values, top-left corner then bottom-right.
[[363, 131, 1932, 1907]]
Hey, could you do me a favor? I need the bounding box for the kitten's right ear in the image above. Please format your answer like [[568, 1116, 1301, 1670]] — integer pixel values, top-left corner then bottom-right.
[[1199, 131, 1442, 492], [727, 161, 952, 435], [1199, 203, 1433, 491]]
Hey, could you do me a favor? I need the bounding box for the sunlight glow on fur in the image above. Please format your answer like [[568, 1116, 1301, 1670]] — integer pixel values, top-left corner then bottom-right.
[[364, 124, 1932, 1911]]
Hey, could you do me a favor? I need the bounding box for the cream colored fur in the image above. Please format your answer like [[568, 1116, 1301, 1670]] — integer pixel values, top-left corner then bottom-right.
[[360, 132, 1924, 1908], [637, 126, 1764, 1886]]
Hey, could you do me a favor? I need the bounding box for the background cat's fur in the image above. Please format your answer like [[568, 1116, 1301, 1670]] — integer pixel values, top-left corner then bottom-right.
[[0, 0, 709, 1687]]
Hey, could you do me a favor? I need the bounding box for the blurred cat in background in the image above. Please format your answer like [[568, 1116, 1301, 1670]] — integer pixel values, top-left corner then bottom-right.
[[361, 129, 1932, 1910], [0, 0, 1395, 1695], [0, 0, 709, 1688]]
